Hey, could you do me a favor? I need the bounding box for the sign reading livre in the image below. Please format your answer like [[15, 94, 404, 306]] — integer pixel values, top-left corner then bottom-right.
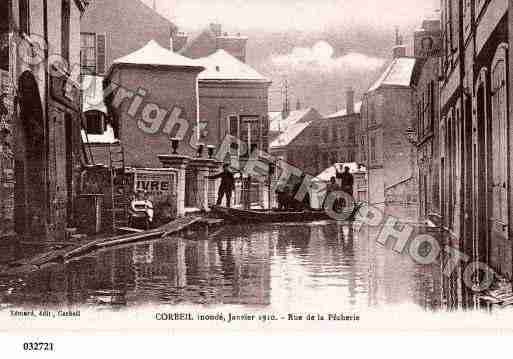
[[132, 169, 177, 204]]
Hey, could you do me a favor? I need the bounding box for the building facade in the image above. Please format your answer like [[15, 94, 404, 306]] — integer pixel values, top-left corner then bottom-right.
[[439, 0, 513, 308], [412, 19, 442, 222], [0, 0, 86, 240], [361, 44, 419, 212], [197, 49, 271, 154], [80, 0, 176, 77], [270, 90, 361, 177]]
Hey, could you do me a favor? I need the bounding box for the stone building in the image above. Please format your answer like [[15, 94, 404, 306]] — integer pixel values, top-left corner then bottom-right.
[[270, 89, 361, 177], [0, 0, 87, 240], [269, 107, 323, 173], [438, 0, 513, 307], [361, 41, 419, 212], [197, 49, 271, 153], [80, 0, 177, 77], [412, 18, 442, 222]]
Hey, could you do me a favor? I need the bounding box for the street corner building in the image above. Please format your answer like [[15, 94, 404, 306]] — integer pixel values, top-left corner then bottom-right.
[[78, 0, 272, 221], [0, 0, 87, 241], [361, 36, 419, 217]]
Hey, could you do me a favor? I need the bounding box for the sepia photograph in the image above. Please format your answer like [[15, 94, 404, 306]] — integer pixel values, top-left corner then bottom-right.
[[1, 0, 513, 352]]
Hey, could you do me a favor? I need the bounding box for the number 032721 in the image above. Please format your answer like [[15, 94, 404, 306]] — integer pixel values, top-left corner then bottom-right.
[[23, 342, 54, 351]]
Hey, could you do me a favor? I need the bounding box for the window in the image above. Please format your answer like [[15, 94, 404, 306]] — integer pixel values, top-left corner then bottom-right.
[[348, 123, 355, 144], [332, 125, 338, 142], [19, 0, 30, 35], [348, 150, 355, 162], [322, 127, 329, 143], [369, 102, 376, 125], [84, 111, 106, 135], [96, 34, 106, 74], [490, 45, 509, 231], [81, 33, 96, 75], [0, 1, 8, 71], [62, 0, 70, 63], [330, 152, 337, 164], [370, 136, 376, 162], [80, 33, 107, 75], [429, 81, 435, 131], [339, 127, 345, 142]]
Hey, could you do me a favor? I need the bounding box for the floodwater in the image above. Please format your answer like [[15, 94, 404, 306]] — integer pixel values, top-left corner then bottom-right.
[[0, 212, 444, 312]]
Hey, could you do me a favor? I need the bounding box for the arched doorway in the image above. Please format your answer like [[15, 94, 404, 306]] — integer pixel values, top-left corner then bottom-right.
[[14, 71, 46, 235]]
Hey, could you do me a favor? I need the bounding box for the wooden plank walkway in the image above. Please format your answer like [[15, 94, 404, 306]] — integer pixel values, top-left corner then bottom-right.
[[1, 216, 224, 275]]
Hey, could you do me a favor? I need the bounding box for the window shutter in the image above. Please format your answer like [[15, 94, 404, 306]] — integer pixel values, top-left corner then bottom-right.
[[96, 33, 107, 75]]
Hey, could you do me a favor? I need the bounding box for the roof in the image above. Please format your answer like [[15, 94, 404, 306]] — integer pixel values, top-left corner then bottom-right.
[[325, 101, 363, 119], [82, 75, 107, 114], [197, 49, 269, 82], [313, 163, 367, 182], [270, 121, 311, 149], [367, 57, 417, 93], [110, 40, 204, 70], [269, 108, 316, 133]]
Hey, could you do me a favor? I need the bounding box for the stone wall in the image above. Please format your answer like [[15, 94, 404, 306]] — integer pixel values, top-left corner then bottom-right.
[[0, 68, 14, 237]]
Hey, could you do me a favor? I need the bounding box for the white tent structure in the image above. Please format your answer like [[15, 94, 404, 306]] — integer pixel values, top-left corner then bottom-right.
[[313, 162, 366, 183]]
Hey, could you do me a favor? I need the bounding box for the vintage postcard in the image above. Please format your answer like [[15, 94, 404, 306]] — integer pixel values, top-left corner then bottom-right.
[[1, 0, 513, 352]]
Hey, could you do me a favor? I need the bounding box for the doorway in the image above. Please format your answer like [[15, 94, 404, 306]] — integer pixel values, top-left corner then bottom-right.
[[15, 71, 46, 235]]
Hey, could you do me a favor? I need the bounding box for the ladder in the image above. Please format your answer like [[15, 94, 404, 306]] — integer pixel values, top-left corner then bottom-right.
[[108, 143, 129, 231]]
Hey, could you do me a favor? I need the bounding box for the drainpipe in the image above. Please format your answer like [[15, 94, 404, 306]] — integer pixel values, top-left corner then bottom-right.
[[43, 0, 50, 237]]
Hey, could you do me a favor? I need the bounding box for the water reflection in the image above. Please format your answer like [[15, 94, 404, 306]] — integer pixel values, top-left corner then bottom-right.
[[0, 221, 442, 311]]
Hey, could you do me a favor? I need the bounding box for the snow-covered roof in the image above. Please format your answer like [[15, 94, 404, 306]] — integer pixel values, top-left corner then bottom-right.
[[314, 163, 366, 182], [367, 57, 417, 93], [197, 49, 269, 82], [81, 124, 119, 145], [82, 75, 107, 114], [111, 40, 204, 70], [269, 108, 314, 133], [270, 121, 311, 149], [325, 101, 363, 119]]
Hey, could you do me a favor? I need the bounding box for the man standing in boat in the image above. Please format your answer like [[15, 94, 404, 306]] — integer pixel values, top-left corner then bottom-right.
[[207, 163, 236, 208], [338, 166, 354, 198]]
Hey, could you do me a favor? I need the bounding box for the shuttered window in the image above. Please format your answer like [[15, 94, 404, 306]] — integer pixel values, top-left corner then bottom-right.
[[96, 34, 106, 75], [80, 33, 96, 75], [61, 0, 70, 63], [19, 0, 30, 35], [490, 45, 509, 227], [80, 33, 106, 75]]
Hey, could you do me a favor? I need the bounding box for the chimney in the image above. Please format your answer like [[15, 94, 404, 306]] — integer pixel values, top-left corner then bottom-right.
[[346, 87, 355, 115], [171, 28, 188, 52], [210, 23, 222, 37], [393, 27, 407, 58], [393, 45, 407, 58]]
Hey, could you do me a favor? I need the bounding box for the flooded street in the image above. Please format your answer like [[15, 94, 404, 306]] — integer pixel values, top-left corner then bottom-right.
[[0, 215, 443, 312]]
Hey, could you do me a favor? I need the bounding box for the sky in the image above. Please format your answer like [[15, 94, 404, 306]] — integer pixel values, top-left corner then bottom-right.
[[142, 0, 440, 114]]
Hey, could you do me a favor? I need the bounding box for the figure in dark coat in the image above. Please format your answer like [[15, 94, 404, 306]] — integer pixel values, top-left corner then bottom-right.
[[337, 166, 354, 197], [207, 164, 236, 208]]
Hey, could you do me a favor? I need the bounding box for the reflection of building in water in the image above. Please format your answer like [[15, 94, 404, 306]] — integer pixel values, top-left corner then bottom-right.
[[215, 230, 272, 305]]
